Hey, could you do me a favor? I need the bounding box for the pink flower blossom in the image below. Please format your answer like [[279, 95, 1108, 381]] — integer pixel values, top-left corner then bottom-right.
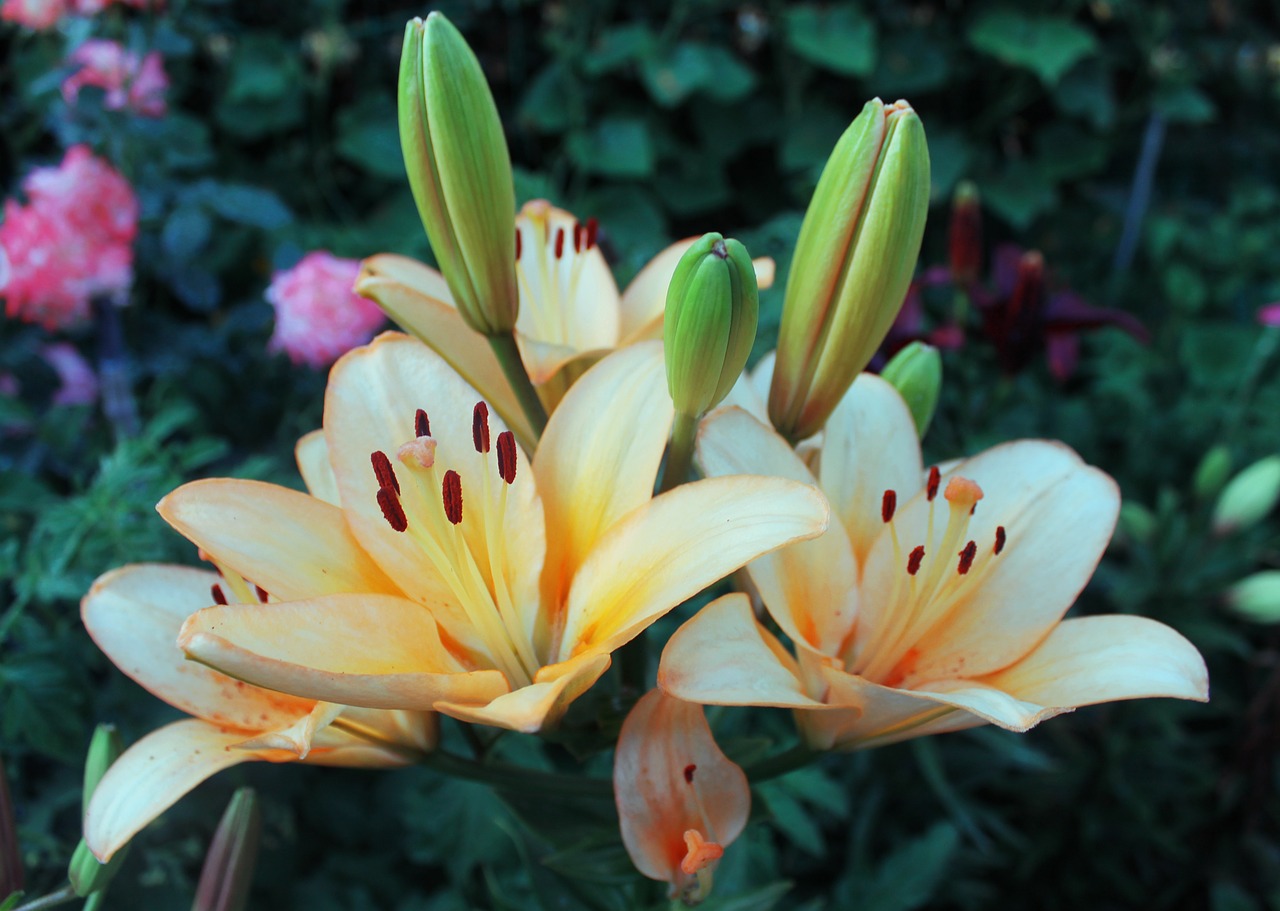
[[1259, 303, 1280, 327], [266, 252, 386, 368], [1, 0, 66, 29], [63, 40, 169, 117], [41, 342, 99, 405], [0, 146, 138, 329]]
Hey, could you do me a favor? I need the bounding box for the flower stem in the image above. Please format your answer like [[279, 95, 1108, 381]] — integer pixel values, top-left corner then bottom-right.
[[12, 884, 78, 911], [744, 743, 817, 783], [422, 750, 612, 798], [488, 332, 548, 440], [659, 411, 699, 494]]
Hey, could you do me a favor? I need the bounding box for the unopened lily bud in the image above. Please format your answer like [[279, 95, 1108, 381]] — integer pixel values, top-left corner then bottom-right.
[[948, 181, 982, 286], [1193, 445, 1233, 501], [1117, 502, 1157, 544], [69, 726, 125, 898], [399, 13, 517, 336], [0, 757, 21, 900], [664, 233, 759, 419], [193, 788, 261, 911], [769, 98, 930, 442], [880, 341, 941, 438], [1225, 572, 1280, 623], [1212, 455, 1280, 534]]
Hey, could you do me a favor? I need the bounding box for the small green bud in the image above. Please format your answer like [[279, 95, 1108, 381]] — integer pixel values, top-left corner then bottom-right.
[[1117, 502, 1157, 544], [399, 13, 518, 336], [69, 725, 126, 898], [769, 98, 930, 442], [1224, 571, 1280, 623], [880, 342, 941, 438], [1192, 445, 1233, 500], [193, 788, 262, 911], [664, 232, 759, 419], [1212, 454, 1280, 534]]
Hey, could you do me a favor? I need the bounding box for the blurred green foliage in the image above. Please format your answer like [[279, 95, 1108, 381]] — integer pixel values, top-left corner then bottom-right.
[[2, 0, 1279, 908]]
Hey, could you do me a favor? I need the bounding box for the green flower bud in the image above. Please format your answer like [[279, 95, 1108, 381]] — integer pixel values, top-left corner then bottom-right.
[[399, 13, 517, 336], [1192, 445, 1233, 501], [880, 341, 941, 438], [1224, 572, 1280, 623], [664, 233, 759, 419], [1212, 454, 1280, 534], [69, 726, 125, 898], [1117, 502, 1157, 545], [769, 98, 930, 442], [193, 788, 262, 911]]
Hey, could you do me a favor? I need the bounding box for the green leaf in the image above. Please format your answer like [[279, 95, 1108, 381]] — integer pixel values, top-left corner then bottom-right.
[[583, 23, 655, 76], [869, 29, 951, 96], [1053, 58, 1116, 129], [981, 160, 1058, 229], [202, 184, 292, 229], [784, 4, 876, 77], [697, 881, 795, 911], [641, 43, 714, 107], [1154, 84, 1217, 124], [859, 823, 959, 911], [336, 98, 405, 179], [967, 11, 1098, 85], [518, 62, 580, 133], [161, 206, 213, 261], [566, 118, 654, 177], [757, 781, 824, 856]]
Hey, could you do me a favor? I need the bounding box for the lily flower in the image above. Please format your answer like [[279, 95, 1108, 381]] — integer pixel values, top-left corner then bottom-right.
[[81, 563, 436, 861], [172, 333, 827, 734], [659, 375, 1208, 749], [615, 689, 749, 904], [356, 200, 775, 428]]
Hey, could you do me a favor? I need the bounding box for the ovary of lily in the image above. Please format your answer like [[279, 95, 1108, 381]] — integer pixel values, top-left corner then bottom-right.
[[81, 563, 434, 862], [659, 374, 1208, 749], [171, 333, 827, 734], [356, 200, 776, 436]]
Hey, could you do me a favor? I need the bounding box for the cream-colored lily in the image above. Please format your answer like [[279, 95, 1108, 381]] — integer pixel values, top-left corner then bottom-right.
[[356, 200, 776, 428], [81, 563, 435, 861], [172, 333, 827, 734], [659, 374, 1208, 749]]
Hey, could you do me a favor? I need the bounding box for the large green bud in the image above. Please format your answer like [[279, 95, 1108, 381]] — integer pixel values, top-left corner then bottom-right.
[[399, 13, 517, 336], [768, 98, 930, 442], [69, 725, 126, 899], [664, 233, 759, 419]]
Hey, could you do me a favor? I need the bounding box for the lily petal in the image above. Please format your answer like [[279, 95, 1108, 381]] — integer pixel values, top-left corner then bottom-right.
[[295, 430, 340, 506], [433, 651, 612, 733]]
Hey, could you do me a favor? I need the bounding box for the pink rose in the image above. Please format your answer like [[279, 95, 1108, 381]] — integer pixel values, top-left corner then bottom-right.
[[266, 252, 386, 368], [1, 0, 68, 29], [63, 40, 169, 117]]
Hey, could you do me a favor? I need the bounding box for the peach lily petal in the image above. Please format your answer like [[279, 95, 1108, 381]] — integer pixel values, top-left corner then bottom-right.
[[295, 429, 340, 505]]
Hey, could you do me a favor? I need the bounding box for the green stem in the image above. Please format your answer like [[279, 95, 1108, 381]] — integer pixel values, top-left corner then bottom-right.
[[422, 750, 612, 798], [12, 885, 78, 911], [488, 332, 548, 440], [659, 411, 699, 494], [744, 743, 817, 783]]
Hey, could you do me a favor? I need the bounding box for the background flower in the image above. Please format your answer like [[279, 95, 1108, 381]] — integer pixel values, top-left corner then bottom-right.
[[265, 251, 385, 368], [62, 40, 169, 117]]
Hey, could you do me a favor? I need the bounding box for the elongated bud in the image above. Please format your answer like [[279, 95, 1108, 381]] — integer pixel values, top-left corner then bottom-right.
[[948, 181, 982, 285], [1117, 502, 1156, 545], [0, 757, 21, 900], [880, 341, 941, 438], [1225, 572, 1280, 624], [399, 13, 517, 335], [1212, 454, 1280, 534], [769, 98, 930, 442], [664, 233, 759, 419], [70, 726, 126, 898], [1193, 445, 1233, 501], [193, 788, 262, 911]]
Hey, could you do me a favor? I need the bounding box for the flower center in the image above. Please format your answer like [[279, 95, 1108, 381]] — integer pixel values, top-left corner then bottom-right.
[[513, 201, 599, 347]]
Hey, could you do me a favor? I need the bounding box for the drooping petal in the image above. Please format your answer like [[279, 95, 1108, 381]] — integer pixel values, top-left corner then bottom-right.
[[178, 594, 510, 711], [697, 407, 856, 654], [82, 564, 313, 729], [433, 651, 612, 733], [233, 701, 344, 757], [295, 430, 340, 506], [557, 475, 829, 662], [614, 689, 750, 900], [157, 480, 398, 602], [658, 594, 822, 708]]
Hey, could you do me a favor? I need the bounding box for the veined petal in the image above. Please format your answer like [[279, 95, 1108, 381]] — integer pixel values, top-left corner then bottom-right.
[[433, 651, 611, 733], [178, 594, 510, 711], [355, 257, 535, 447], [82, 564, 313, 729], [697, 407, 855, 654], [514, 334, 609, 388], [295, 430, 340, 506], [157, 479, 398, 602], [84, 719, 270, 862], [558, 475, 829, 662], [658, 594, 822, 708], [980, 615, 1209, 707]]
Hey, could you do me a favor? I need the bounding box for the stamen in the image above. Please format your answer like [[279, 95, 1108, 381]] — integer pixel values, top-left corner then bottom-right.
[[881, 489, 897, 523], [514, 226, 522, 260], [371, 450, 400, 495], [573, 222, 585, 253], [398, 437, 437, 469], [554, 227, 565, 259], [415, 408, 430, 438], [926, 466, 941, 501], [585, 217, 598, 249], [496, 431, 517, 485], [255, 584, 269, 602], [442, 470, 463, 525], [472, 401, 491, 453], [944, 476, 984, 509], [680, 830, 724, 875], [377, 487, 408, 532], [684, 764, 697, 784], [211, 584, 227, 605], [907, 545, 926, 575], [957, 540, 977, 575], [994, 525, 1007, 554]]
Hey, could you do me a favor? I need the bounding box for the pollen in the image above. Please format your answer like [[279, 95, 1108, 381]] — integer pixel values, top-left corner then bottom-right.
[[907, 545, 926, 575], [442, 469, 463, 525], [210, 583, 227, 605], [415, 408, 431, 438], [514, 226, 522, 260], [371, 450, 400, 495], [683, 763, 697, 784], [994, 525, 1007, 554], [255, 584, 269, 603], [881, 489, 897, 523], [957, 540, 977, 574], [554, 226, 565, 259], [926, 466, 941, 501], [377, 486, 408, 532], [496, 431, 518, 485], [472, 401, 491, 453]]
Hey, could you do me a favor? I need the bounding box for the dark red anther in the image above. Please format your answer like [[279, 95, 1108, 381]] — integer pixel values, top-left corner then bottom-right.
[[515, 226, 522, 260], [683, 764, 696, 784], [472, 401, 491, 453], [585, 217, 599, 249], [442, 470, 463, 525], [554, 227, 565, 259], [994, 525, 1006, 555], [907, 546, 926, 576], [210, 584, 227, 605], [496, 431, 517, 485], [415, 408, 430, 438], [957, 540, 977, 575], [255, 584, 269, 602], [377, 487, 408, 532], [881, 489, 897, 523], [371, 450, 400, 495], [573, 222, 585, 253], [926, 466, 941, 501]]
